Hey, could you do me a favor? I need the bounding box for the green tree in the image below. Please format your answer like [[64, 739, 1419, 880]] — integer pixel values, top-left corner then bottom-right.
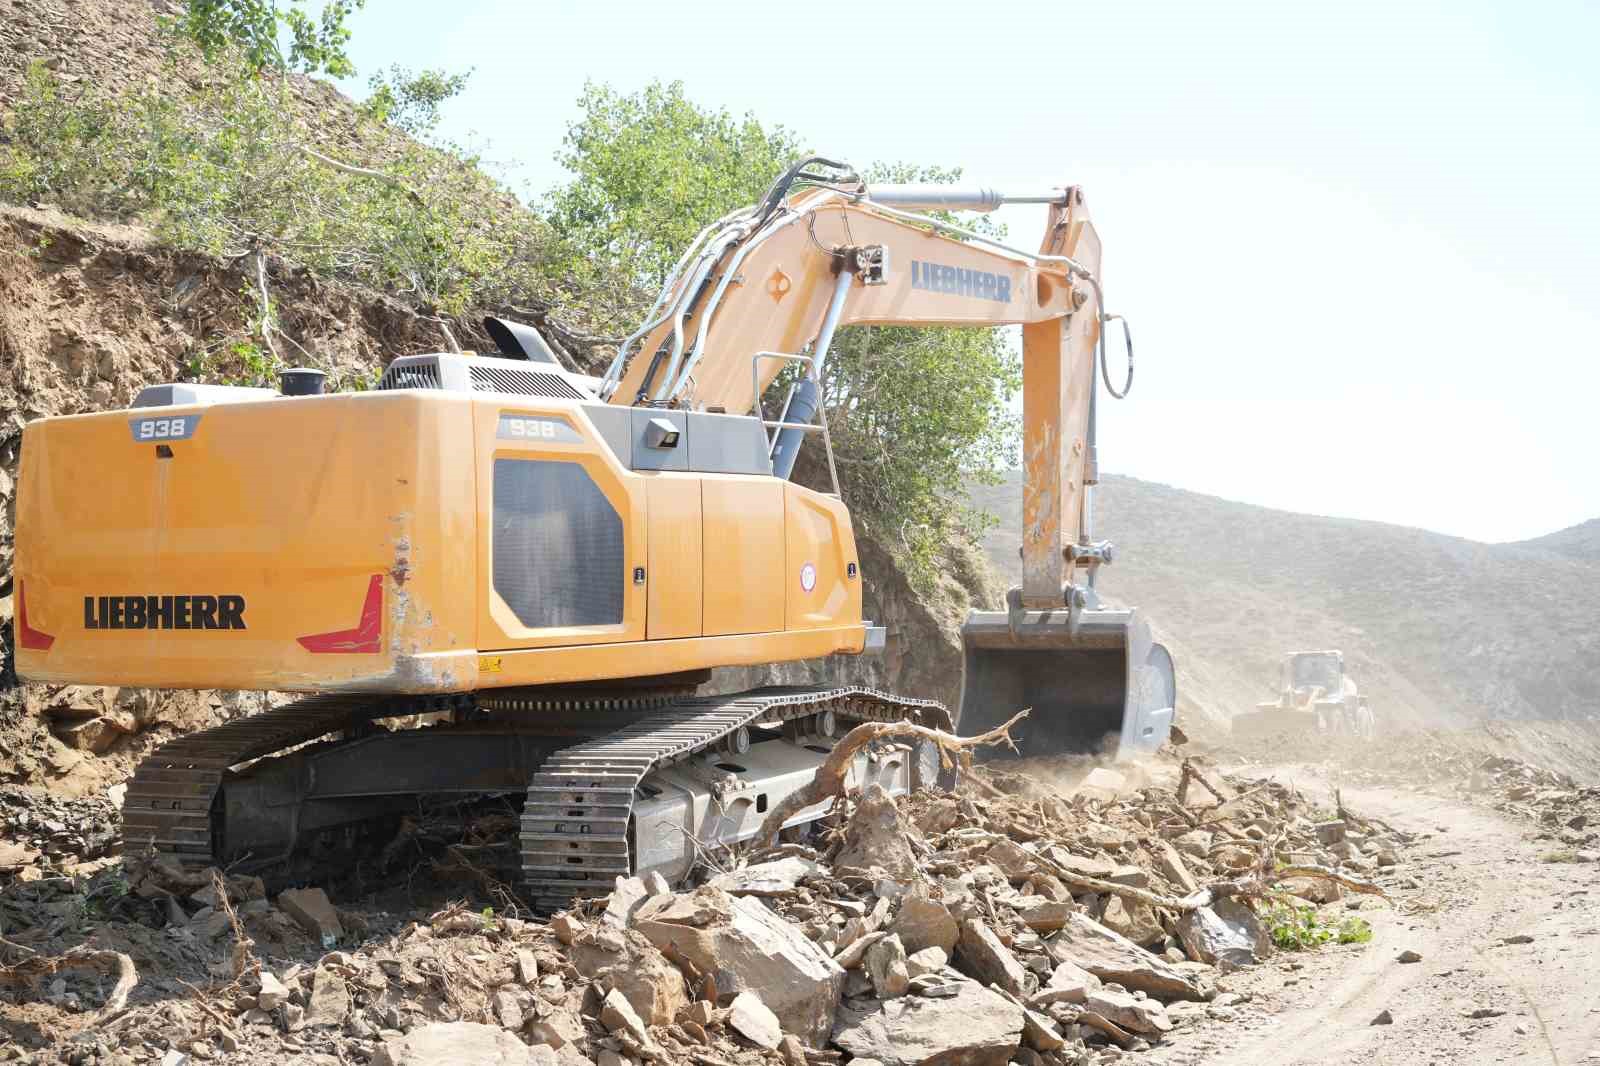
[[176, 0, 367, 77], [546, 81, 803, 317], [548, 83, 1019, 586], [361, 66, 471, 137]]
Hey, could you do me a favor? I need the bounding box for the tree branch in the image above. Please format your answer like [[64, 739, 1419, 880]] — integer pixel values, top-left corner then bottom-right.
[[756, 711, 1028, 847], [298, 145, 425, 207]]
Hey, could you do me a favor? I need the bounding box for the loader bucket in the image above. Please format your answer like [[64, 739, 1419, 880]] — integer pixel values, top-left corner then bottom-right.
[[957, 605, 1175, 761]]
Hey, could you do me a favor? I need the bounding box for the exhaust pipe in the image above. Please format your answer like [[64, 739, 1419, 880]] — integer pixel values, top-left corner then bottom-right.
[[279, 368, 326, 397]]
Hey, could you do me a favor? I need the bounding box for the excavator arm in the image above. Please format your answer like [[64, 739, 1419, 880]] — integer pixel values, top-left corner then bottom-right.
[[600, 162, 1175, 758], [602, 168, 1104, 606]]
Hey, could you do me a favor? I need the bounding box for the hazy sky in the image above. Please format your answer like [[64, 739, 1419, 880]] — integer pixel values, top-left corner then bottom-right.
[[336, 0, 1599, 543]]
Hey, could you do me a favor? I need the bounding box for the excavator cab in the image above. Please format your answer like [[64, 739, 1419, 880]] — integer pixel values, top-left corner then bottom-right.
[[958, 590, 1175, 760]]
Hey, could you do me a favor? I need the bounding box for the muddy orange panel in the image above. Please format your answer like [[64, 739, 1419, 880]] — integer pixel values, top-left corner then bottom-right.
[[783, 483, 860, 632], [645, 475, 703, 640], [14, 392, 478, 692], [475, 399, 646, 651], [701, 475, 785, 637]]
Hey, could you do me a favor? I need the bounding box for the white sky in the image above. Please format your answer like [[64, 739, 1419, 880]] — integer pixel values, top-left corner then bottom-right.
[[337, 0, 1600, 543]]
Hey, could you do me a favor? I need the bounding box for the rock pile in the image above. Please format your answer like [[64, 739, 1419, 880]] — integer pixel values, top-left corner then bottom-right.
[[1220, 727, 1600, 860], [0, 784, 120, 876], [0, 756, 1403, 1065]]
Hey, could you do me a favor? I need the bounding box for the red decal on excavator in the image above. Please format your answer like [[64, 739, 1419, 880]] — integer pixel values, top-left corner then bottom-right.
[[17, 582, 55, 651], [297, 575, 383, 653]]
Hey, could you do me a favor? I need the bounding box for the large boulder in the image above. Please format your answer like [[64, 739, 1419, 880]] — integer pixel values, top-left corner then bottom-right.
[[832, 980, 1023, 1066], [1176, 899, 1271, 969], [568, 927, 688, 1026], [889, 894, 959, 955], [1046, 913, 1213, 1002], [956, 919, 1030, 995], [834, 785, 921, 881], [635, 887, 843, 1045], [1099, 895, 1164, 947]]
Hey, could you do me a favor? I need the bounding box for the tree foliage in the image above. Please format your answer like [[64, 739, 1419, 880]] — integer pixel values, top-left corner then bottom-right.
[[546, 81, 803, 322], [0, 52, 549, 317], [360, 66, 471, 137], [176, 0, 366, 76], [548, 83, 1019, 585]]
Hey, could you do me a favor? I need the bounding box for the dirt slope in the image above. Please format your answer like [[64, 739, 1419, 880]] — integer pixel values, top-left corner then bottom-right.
[[970, 472, 1600, 729]]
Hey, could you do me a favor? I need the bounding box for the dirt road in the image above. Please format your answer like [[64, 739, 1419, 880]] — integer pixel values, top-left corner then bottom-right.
[[1152, 766, 1600, 1066]]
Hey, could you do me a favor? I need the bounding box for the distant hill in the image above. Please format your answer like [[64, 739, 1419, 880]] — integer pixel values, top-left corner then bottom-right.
[[969, 473, 1600, 732], [1512, 519, 1600, 565]]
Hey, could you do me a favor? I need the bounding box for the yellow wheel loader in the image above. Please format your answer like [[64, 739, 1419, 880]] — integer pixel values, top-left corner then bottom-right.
[[13, 160, 1173, 904], [1232, 650, 1374, 741]]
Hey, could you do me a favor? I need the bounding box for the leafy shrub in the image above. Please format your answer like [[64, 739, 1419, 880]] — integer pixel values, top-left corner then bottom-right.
[[1263, 899, 1373, 950], [0, 47, 554, 317]]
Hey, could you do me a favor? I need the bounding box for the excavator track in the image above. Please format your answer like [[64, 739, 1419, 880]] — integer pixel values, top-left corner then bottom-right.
[[122, 684, 946, 907], [516, 685, 947, 909], [121, 693, 415, 867]]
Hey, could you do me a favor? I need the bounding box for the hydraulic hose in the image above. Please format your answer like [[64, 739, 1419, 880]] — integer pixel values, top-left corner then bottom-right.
[[755, 157, 858, 225], [1079, 274, 1133, 400]]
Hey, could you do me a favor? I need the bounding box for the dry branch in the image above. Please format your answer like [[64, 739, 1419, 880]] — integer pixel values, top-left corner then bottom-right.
[[212, 870, 257, 980], [1177, 759, 1227, 806], [1032, 852, 1193, 913], [0, 947, 137, 1013], [298, 145, 425, 206], [755, 711, 1029, 847]]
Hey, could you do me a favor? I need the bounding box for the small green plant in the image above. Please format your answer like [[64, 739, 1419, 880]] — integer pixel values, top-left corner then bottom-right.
[[1336, 916, 1374, 944], [479, 905, 497, 931], [1264, 899, 1372, 951], [1541, 849, 1581, 864]]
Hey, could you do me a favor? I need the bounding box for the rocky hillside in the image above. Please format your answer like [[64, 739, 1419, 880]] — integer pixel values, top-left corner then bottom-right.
[[1513, 519, 1600, 565], [971, 472, 1600, 730]]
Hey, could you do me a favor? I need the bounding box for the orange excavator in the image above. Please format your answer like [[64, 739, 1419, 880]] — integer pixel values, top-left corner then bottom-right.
[[13, 159, 1173, 903]]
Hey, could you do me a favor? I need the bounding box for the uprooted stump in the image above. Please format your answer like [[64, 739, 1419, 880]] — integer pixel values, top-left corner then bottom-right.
[[755, 710, 1029, 847]]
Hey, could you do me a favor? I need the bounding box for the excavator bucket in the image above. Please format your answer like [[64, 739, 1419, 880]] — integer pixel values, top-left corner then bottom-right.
[[957, 604, 1175, 761]]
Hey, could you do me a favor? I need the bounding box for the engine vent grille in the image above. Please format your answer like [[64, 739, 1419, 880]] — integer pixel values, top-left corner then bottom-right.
[[492, 459, 624, 627], [378, 361, 442, 390], [470, 364, 584, 399]]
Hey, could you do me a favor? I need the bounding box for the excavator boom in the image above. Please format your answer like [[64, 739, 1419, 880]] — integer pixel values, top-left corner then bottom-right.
[[597, 160, 1175, 758]]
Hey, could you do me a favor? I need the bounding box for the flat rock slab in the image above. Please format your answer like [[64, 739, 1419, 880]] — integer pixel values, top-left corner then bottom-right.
[[1047, 913, 1213, 1002], [277, 887, 343, 946], [708, 858, 822, 897], [728, 990, 782, 1050], [636, 886, 843, 1045], [373, 1022, 552, 1066], [832, 979, 1023, 1066]]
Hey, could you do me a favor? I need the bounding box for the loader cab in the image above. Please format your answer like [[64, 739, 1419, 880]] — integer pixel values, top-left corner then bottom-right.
[[1285, 651, 1343, 696]]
